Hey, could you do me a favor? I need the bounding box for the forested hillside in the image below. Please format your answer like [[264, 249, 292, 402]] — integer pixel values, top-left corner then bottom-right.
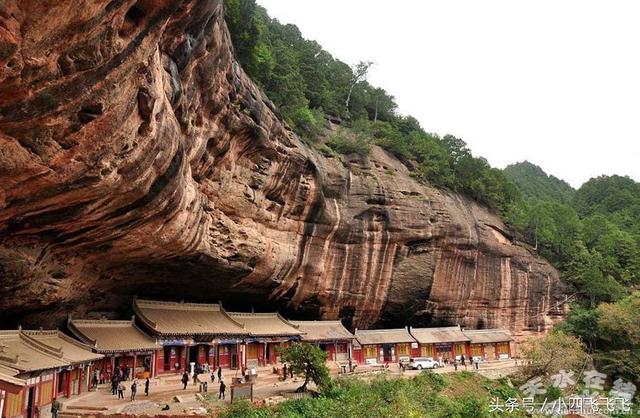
[[505, 163, 640, 383], [504, 161, 574, 203], [224, 0, 521, 216]]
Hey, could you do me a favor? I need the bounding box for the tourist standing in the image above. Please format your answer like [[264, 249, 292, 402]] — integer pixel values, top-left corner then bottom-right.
[[282, 364, 287, 381], [211, 369, 216, 383], [50, 398, 60, 418], [144, 377, 150, 396], [117, 381, 125, 399], [111, 376, 118, 395], [460, 354, 466, 368], [181, 371, 189, 390], [218, 380, 226, 400], [217, 366, 222, 382], [130, 380, 137, 401]]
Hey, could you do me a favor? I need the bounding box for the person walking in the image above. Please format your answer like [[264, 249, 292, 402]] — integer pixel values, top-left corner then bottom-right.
[[460, 354, 466, 368], [453, 360, 458, 371], [282, 364, 287, 381], [117, 381, 125, 399], [193, 370, 198, 386], [181, 371, 189, 390], [130, 380, 137, 401], [218, 380, 226, 400], [111, 376, 118, 396], [51, 398, 60, 418], [144, 377, 150, 396], [217, 366, 222, 382]]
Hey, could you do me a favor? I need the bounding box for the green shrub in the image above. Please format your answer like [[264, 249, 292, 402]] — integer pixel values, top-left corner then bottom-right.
[[325, 129, 370, 157], [218, 400, 271, 418], [544, 384, 563, 401], [488, 378, 519, 400], [289, 106, 325, 141]]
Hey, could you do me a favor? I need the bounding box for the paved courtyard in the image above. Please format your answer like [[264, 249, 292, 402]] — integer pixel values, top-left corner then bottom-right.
[[59, 360, 517, 416]]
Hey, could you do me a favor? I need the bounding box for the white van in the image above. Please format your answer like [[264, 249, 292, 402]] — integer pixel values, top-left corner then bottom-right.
[[408, 357, 439, 370]]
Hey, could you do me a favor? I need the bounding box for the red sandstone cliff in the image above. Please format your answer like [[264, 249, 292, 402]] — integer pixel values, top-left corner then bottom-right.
[[0, 0, 567, 335]]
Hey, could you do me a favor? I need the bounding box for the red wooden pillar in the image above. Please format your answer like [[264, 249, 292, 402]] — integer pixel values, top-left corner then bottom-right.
[[79, 367, 83, 395], [240, 342, 246, 370], [66, 370, 72, 398], [156, 349, 163, 375], [180, 347, 187, 370], [215, 344, 219, 368]]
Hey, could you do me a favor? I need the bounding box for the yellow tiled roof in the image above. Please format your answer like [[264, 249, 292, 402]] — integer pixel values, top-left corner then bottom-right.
[[133, 299, 247, 336], [23, 330, 103, 364], [288, 320, 354, 342], [462, 329, 512, 344], [409, 326, 470, 344], [0, 364, 25, 388], [0, 330, 68, 372], [68, 317, 159, 353], [228, 312, 302, 337], [355, 328, 416, 345]]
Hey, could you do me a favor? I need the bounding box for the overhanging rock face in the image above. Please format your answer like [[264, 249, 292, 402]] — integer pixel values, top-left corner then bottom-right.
[[0, 0, 567, 336]]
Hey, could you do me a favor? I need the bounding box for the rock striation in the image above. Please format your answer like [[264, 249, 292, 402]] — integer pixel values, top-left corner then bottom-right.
[[0, 0, 567, 336]]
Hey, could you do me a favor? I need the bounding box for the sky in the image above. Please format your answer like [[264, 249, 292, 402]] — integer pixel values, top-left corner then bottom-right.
[[256, 0, 640, 188]]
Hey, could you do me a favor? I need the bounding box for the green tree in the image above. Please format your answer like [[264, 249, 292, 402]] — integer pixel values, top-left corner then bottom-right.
[[520, 331, 589, 378], [564, 242, 624, 306], [278, 343, 331, 392], [597, 292, 640, 348], [345, 60, 374, 118], [224, 0, 259, 68]]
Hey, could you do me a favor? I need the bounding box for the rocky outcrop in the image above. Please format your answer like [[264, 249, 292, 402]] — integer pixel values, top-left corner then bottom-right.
[[0, 0, 567, 336]]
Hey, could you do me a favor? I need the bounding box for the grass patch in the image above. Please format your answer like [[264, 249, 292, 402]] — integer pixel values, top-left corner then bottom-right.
[[214, 371, 528, 418]]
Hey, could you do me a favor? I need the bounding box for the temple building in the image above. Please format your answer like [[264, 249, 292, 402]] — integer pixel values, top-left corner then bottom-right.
[[289, 320, 355, 362], [462, 329, 513, 360], [22, 330, 103, 396], [227, 313, 302, 368], [0, 329, 100, 418], [353, 328, 417, 364], [0, 365, 25, 418], [133, 299, 248, 372], [67, 317, 159, 381], [408, 326, 470, 361]]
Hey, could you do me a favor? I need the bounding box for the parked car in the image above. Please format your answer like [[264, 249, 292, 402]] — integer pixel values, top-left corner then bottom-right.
[[408, 357, 439, 370], [471, 355, 484, 364]]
